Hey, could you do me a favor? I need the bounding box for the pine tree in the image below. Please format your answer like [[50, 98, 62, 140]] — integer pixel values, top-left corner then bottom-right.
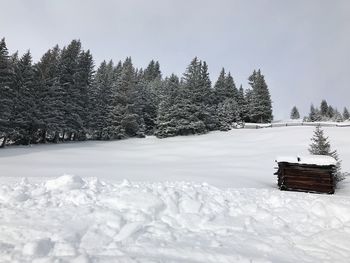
[[236, 85, 247, 122], [11, 51, 37, 145], [308, 126, 344, 184], [114, 57, 145, 138], [0, 38, 14, 147], [213, 69, 238, 104], [244, 89, 254, 122], [217, 98, 239, 131], [155, 74, 181, 138], [308, 104, 319, 122], [58, 40, 83, 140], [332, 109, 343, 122], [74, 49, 94, 140], [248, 69, 273, 123], [290, 106, 300, 119], [327, 105, 334, 119], [34, 45, 63, 143], [320, 100, 328, 117], [155, 73, 206, 137], [343, 107, 350, 120], [178, 57, 209, 134], [143, 60, 161, 82], [89, 60, 119, 140]]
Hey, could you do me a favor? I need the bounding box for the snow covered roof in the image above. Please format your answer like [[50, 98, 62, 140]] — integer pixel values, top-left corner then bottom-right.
[[276, 155, 337, 166]]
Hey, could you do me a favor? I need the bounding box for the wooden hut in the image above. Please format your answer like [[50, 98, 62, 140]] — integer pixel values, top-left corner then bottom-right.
[[275, 155, 336, 194]]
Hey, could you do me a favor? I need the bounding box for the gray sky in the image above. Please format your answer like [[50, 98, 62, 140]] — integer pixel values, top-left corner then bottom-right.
[[1, 0, 349, 119]]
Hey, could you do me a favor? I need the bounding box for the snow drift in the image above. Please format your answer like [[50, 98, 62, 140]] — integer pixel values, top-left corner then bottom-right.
[[1, 175, 350, 262]]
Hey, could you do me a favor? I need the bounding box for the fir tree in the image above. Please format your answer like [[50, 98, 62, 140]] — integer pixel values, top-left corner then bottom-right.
[[236, 85, 247, 122], [214, 69, 238, 104], [248, 69, 273, 123], [308, 126, 344, 184], [244, 89, 254, 122], [308, 104, 319, 122], [320, 100, 328, 117], [177, 57, 209, 134], [0, 38, 14, 147], [343, 107, 350, 120], [327, 105, 334, 119], [290, 106, 300, 119], [11, 51, 37, 145], [217, 98, 239, 131], [34, 45, 63, 143], [333, 109, 343, 122], [90, 60, 119, 139], [143, 60, 161, 82], [58, 40, 83, 139], [74, 49, 94, 140]]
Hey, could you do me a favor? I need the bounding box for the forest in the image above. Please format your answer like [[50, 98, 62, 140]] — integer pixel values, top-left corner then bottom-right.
[[0, 38, 273, 147]]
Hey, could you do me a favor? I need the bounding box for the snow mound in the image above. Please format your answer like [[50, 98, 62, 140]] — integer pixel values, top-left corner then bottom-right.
[[45, 174, 85, 190], [1, 177, 350, 262]]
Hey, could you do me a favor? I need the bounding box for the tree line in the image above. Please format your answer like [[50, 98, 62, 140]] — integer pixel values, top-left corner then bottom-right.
[[0, 38, 273, 147], [290, 100, 349, 122]]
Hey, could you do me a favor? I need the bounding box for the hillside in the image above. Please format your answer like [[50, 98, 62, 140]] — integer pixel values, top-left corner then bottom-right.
[[1, 126, 350, 190], [1, 126, 350, 262]]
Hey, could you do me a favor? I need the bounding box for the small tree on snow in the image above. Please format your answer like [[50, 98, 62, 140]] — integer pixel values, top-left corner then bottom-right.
[[290, 106, 300, 119], [308, 126, 344, 185]]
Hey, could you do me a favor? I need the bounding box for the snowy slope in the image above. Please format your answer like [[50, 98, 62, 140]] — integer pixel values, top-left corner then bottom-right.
[[1, 175, 350, 262], [1, 126, 350, 262], [1, 126, 350, 189]]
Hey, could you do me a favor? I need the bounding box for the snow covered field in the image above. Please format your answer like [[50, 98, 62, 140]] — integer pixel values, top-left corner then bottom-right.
[[1, 126, 350, 262]]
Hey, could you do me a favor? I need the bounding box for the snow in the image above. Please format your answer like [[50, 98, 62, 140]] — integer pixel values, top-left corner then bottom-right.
[[276, 155, 337, 166], [1, 126, 350, 262], [1, 126, 350, 189], [1, 175, 350, 262]]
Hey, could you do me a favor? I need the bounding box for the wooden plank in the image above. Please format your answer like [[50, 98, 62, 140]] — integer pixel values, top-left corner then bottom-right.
[[282, 182, 334, 192], [284, 176, 332, 184], [284, 165, 332, 171], [284, 169, 331, 178], [284, 180, 333, 189]]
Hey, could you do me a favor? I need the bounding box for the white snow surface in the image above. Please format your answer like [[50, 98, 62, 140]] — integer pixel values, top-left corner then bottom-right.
[[1, 126, 350, 262], [1, 175, 350, 262], [276, 155, 337, 166]]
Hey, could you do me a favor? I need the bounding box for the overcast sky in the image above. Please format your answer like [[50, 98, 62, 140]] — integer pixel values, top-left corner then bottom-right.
[[1, 0, 349, 119]]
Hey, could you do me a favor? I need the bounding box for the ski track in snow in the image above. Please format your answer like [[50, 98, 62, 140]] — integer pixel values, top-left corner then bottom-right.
[[0, 175, 350, 262]]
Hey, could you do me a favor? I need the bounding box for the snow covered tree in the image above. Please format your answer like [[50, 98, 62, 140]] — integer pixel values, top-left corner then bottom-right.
[[327, 105, 334, 119], [308, 104, 321, 122], [155, 72, 207, 138], [74, 49, 94, 140], [0, 38, 14, 147], [308, 126, 344, 184], [213, 68, 238, 103], [320, 100, 329, 117], [290, 106, 300, 119], [332, 109, 343, 122], [248, 70, 273, 123], [58, 40, 83, 139], [177, 57, 211, 134], [343, 107, 350, 120], [143, 60, 161, 82], [89, 60, 121, 140], [244, 89, 254, 122], [236, 85, 247, 122], [11, 51, 37, 145], [34, 45, 63, 143], [217, 98, 239, 131]]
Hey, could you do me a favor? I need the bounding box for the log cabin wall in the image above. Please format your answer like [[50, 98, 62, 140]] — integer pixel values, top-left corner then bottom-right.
[[276, 162, 335, 194]]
